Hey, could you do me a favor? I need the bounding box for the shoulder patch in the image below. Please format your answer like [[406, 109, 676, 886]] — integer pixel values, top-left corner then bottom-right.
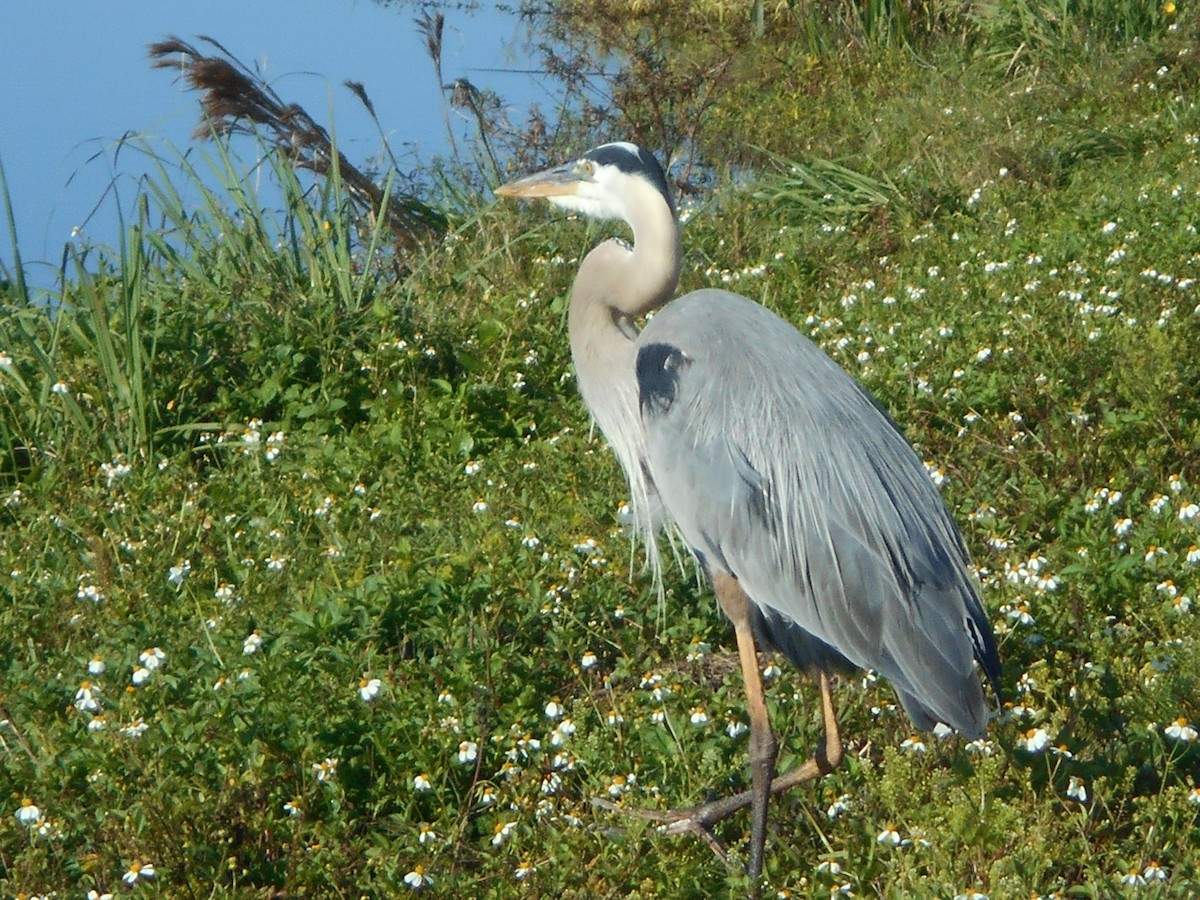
[[637, 342, 690, 417]]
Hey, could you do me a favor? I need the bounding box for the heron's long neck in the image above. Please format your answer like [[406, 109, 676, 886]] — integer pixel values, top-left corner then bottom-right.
[[567, 189, 681, 369], [566, 190, 680, 515]]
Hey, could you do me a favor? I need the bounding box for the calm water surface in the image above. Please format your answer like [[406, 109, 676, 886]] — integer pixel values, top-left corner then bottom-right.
[[0, 1, 555, 287]]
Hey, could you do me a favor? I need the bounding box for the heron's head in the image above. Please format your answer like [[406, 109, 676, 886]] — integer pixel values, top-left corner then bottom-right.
[[495, 142, 675, 222]]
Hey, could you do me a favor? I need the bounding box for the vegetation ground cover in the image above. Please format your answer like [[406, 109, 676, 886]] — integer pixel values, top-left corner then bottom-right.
[[3, 2, 1199, 896]]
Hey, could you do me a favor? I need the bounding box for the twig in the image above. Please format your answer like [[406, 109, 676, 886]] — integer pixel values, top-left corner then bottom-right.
[[0, 704, 41, 771]]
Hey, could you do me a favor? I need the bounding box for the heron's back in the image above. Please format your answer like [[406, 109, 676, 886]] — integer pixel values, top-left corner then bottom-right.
[[636, 289, 1000, 737]]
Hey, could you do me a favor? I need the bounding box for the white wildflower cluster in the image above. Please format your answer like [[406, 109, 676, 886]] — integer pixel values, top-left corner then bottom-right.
[[572, 536, 607, 567], [76, 573, 104, 604], [1017, 726, 1051, 753], [541, 583, 568, 616], [119, 719, 149, 738], [312, 757, 339, 782], [69, 638, 159, 734], [74, 680, 102, 713], [1003, 553, 1059, 593], [685, 636, 711, 662], [131, 647, 165, 688], [167, 559, 191, 586], [924, 462, 948, 488], [704, 261, 769, 284], [549, 718, 576, 747], [1083, 485, 1123, 514], [998, 598, 1036, 629], [264, 430, 284, 462], [826, 793, 853, 820], [242, 631, 263, 655], [99, 456, 132, 487], [965, 739, 995, 756], [1121, 861, 1169, 887], [200, 417, 284, 462], [606, 772, 637, 798]]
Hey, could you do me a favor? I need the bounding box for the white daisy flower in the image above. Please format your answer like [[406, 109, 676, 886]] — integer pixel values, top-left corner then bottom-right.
[[491, 820, 516, 846], [1143, 861, 1168, 881], [876, 825, 902, 845], [403, 865, 431, 889], [139, 647, 165, 670], [15, 798, 41, 825], [122, 861, 156, 885], [358, 677, 382, 702], [312, 757, 339, 782], [1019, 727, 1050, 753], [1165, 718, 1197, 742], [74, 681, 101, 712]]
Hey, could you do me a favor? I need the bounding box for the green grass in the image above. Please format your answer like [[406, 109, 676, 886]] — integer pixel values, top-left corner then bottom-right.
[[3, 6, 1200, 897]]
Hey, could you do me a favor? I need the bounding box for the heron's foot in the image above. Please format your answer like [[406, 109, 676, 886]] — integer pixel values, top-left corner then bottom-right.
[[590, 752, 838, 872], [590, 794, 754, 870]]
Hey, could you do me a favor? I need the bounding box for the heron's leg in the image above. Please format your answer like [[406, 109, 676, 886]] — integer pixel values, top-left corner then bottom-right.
[[710, 571, 776, 881]]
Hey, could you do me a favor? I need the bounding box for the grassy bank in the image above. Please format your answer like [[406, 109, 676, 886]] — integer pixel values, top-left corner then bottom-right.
[[3, 4, 1200, 896]]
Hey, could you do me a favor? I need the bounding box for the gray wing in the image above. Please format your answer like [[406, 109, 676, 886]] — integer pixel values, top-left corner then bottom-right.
[[636, 290, 1000, 738]]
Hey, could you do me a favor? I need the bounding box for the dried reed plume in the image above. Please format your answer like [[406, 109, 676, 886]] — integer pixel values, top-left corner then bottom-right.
[[148, 35, 444, 248]]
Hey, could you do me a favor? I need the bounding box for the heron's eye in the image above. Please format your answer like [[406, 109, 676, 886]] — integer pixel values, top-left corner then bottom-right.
[[579, 159, 596, 178]]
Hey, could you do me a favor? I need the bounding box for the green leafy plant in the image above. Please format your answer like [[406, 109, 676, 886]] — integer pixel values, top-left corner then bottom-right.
[[3, 4, 1200, 896]]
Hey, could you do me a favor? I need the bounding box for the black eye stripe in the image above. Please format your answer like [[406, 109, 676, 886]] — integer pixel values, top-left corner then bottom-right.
[[582, 143, 674, 214]]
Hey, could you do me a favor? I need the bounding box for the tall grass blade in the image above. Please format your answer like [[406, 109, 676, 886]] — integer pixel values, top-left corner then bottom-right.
[[753, 148, 902, 219]]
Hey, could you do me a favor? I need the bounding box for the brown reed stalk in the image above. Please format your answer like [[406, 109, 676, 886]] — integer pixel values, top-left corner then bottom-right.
[[148, 35, 444, 249]]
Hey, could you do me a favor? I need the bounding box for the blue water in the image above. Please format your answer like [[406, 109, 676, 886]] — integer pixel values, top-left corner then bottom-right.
[[0, 1, 556, 288]]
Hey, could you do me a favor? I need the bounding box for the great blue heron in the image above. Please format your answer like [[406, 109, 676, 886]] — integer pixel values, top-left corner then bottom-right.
[[495, 142, 1002, 881]]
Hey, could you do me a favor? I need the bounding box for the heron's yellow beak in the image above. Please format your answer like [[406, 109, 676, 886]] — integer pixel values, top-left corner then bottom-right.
[[494, 162, 585, 200]]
